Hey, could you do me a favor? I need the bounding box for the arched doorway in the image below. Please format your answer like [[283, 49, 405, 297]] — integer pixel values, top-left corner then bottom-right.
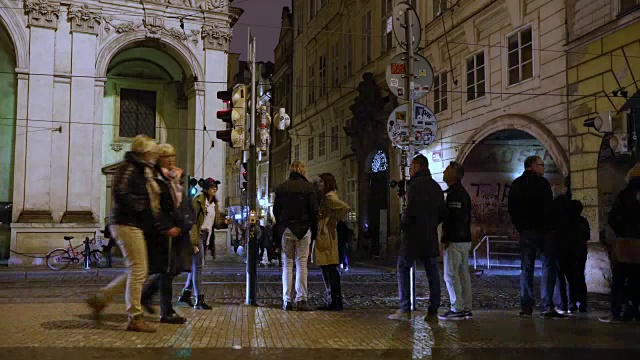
[[460, 129, 564, 242], [0, 21, 16, 260], [101, 43, 197, 223]]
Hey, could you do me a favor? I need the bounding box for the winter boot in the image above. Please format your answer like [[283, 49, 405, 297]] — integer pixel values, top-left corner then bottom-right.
[[194, 295, 212, 310], [126, 317, 157, 333], [177, 289, 194, 307]]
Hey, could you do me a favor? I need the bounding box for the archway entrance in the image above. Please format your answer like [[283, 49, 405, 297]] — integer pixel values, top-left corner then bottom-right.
[[0, 21, 16, 261], [461, 129, 563, 242], [101, 44, 196, 223]]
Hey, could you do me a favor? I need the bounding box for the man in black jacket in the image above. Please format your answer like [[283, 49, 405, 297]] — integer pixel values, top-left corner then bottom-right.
[[273, 161, 319, 311], [389, 155, 446, 321], [439, 162, 473, 320], [508, 155, 565, 318]]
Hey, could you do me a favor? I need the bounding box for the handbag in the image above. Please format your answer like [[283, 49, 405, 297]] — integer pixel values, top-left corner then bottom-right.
[[613, 238, 640, 264]]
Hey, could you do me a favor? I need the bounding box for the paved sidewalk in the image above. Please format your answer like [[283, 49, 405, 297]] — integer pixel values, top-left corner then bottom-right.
[[0, 302, 638, 360]]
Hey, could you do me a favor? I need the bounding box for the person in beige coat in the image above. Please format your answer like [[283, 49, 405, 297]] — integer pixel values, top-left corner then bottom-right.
[[314, 173, 350, 311]]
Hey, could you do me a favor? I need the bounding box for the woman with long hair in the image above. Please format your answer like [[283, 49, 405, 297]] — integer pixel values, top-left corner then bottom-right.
[[314, 173, 350, 311]]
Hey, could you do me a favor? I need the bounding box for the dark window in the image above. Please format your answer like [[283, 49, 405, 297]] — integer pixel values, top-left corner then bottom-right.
[[119, 88, 156, 138]]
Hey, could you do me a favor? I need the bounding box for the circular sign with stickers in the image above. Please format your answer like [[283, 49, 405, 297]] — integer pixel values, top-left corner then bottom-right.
[[387, 102, 438, 151], [385, 52, 434, 101]]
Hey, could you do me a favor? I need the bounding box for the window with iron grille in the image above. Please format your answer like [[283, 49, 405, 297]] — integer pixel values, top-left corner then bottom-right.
[[308, 63, 315, 105], [433, 0, 447, 17], [620, 0, 640, 13], [308, 136, 315, 161], [507, 26, 533, 86], [295, 75, 303, 113], [433, 72, 448, 114], [318, 131, 326, 156], [330, 125, 339, 153], [466, 51, 486, 101], [344, 31, 353, 79], [362, 11, 372, 66], [119, 88, 157, 139], [319, 55, 327, 97], [332, 43, 340, 87], [381, 0, 393, 53]]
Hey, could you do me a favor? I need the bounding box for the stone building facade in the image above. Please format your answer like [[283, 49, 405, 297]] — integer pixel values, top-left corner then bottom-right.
[[280, 0, 570, 260], [0, 0, 240, 265]]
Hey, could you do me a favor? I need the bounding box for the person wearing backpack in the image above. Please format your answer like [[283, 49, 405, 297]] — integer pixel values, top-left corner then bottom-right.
[[600, 164, 640, 323]]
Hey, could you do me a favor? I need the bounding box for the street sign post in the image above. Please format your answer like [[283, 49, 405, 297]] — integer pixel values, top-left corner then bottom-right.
[[392, 2, 421, 51], [385, 53, 434, 101], [387, 103, 438, 151]]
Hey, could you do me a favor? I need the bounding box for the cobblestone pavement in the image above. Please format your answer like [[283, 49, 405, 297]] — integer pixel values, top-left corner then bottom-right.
[[0, 303, 638, 360], [0, 265, 610, 311]]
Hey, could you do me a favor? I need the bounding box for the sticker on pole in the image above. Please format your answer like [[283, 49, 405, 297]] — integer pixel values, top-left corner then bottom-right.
[[387, 103, 438, 151], [385, 52, 434, 100]]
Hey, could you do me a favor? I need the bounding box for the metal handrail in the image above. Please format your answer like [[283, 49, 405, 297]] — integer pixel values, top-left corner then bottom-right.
[[473, 235, 510, 269]]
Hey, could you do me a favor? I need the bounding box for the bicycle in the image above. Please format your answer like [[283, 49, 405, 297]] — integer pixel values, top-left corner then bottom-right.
[[45, 236, 109, 271]]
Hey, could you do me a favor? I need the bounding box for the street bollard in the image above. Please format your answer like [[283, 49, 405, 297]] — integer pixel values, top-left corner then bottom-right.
[[84, 237, 91, 270]]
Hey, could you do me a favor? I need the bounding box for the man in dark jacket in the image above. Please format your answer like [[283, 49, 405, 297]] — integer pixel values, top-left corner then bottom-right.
[[439, 162, 473, 320], [508, 155, 565, 318], [600, 164, 640, 323], [389, 155, 445, 321], [273, 161, 319, 311]]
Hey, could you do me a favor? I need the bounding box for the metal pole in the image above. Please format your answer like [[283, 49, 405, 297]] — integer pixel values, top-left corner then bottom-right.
[[404, 8, 418, 312], [246, 32, 258, 306]]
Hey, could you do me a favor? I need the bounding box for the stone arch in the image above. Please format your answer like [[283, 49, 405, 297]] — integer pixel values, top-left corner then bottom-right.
[[456, 114, 569, 176], [0, 4, 29, 70], [95, 31, 204, 80]]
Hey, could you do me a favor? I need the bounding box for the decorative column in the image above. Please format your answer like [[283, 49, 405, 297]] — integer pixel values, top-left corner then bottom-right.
[[201, 22, 231, 202], [62, 4, 101, 223], [18, 0, 60, 222]]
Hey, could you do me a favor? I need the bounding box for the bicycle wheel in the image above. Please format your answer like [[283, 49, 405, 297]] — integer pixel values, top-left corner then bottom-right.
[[46, 249, 72, 271], [89, 250, 109, 268]]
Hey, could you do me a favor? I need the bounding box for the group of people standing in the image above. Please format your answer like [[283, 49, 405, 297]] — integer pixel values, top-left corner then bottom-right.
[[272, 161, 351, 311], [86, 135, 226, 332]]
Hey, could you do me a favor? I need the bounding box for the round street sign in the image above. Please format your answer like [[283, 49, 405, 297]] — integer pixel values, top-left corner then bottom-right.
[[387, 103, 438, 151], [392, 2, 421, 51], [385, 52, 434, 100]]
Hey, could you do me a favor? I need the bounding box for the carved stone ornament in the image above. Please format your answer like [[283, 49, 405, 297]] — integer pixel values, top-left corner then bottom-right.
[[126, 0, 226, 11], [201, 23, 232, 51], [23, 0, 60, 29], [103, 17, 200, 45], [110, 143, 124, 152], [68, 4, 102, 35]]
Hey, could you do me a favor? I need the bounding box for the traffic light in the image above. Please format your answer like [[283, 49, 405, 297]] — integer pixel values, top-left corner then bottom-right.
[[188, 177, 198, 197], [241, 162, 248, 191], [216, 84, 246, 148]]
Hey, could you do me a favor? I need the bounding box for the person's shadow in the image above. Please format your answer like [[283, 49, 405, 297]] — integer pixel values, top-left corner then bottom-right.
[[40, 313, 130, 331]]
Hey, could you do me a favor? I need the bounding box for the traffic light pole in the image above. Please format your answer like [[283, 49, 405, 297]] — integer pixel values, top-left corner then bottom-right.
[[246, 32, 258, 306]]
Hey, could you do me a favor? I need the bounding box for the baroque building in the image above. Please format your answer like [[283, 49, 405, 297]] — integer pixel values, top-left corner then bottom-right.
[[0, 0, 241, 265]]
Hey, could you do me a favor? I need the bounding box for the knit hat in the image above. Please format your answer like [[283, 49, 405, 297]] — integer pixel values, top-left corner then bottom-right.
[[158, 143, 176, 157], [201, 177, 221, 189], [131, 135, 158, 154]]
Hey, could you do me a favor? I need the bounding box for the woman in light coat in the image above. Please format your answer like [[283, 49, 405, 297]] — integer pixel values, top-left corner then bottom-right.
[[314, 173, 350, 311]]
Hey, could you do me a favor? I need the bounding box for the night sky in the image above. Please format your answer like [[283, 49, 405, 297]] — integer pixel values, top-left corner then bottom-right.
[[229, 0, 292, 62]]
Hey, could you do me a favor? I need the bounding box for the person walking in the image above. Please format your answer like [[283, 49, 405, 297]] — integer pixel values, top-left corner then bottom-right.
[[273, 161, 319, 311], [86, 135, 168, 332], [439, 162, 473, 320], [177, 177, 226, 310], [389, 155, 446, 321], [314, 173, 350, 311], [550, 187, 575, 314], [508, 155, 566, 319], [140, 143, 191, 324], [600, 164, 640, 323], [101, 222, 116, 268]]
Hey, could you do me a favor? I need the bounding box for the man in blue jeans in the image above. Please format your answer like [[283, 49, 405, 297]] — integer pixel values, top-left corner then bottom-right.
[[389, 155, 446, 321], [508, 155, 566, 319]]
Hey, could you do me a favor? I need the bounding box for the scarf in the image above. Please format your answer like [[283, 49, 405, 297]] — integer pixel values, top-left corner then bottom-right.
[[144, 164, 161, 217]]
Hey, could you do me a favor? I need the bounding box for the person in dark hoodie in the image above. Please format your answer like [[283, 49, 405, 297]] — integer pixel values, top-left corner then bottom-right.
[[508, 155, 566, 319], [600, 163, 640, 323]]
